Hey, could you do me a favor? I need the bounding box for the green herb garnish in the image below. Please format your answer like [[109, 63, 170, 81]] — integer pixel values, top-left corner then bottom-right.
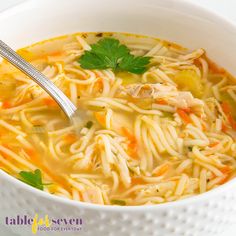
[[19, 169, 45, 190], [188, 147, 193, 152], [162, 111, 173, 118], [111, 199, 126, 206], [79, 38, 150, 74], [85, 121, 93, 129], [118, 53, 150, 74]]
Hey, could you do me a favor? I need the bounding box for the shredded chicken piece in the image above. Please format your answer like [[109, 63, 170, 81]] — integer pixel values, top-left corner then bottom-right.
[[122, 83, 204, 110]]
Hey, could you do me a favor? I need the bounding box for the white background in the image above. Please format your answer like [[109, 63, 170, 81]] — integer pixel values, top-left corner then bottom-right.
[[0, 0, 236, 235]]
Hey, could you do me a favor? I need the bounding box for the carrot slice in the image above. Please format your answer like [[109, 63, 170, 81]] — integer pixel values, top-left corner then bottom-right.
[[121, 127, 136, 144], [155, 99, 168, 105], [95, 79, 103, 90], [218, 175, 230, 185], [94, 112, 106, 126], [209, 142, 219, 148], [49, 51, 63, 57], [228, 114, 236, 130], [222, 123, 228, 132], [132, 177, 145, 185], [1, 143, 10, 149], [24, 148, 37, 157], [43, 98, 58, 107], [177, 108, 191, 124], [64, 134, 77, 143], [220, 166, 232, 175], [2, 101, 11, 109], [121, 127, 138, 157], [182, 107, 191, 113], [221, 101, 231, 114], [153, 163, 170, 176]]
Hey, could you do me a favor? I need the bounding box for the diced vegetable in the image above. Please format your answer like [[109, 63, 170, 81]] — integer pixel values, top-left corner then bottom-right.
[[111, 199, 126, 206], [162, 111, 173, 118], [85, 121, 93, 129], [116, 71, 142, 85], [173, 70, 203, 98]]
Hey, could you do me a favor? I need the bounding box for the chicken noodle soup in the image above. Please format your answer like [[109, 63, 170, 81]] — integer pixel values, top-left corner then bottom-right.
[[0, 32, 236, 206]]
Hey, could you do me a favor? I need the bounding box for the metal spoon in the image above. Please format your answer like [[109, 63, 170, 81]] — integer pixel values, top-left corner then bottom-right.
[[0, 40, 77, 120]]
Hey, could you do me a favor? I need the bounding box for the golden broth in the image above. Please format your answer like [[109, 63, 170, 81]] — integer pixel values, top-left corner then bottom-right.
[[0, 32, 236, 206]]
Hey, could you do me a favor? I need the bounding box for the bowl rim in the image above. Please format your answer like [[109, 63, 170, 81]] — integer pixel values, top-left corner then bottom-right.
[[1, 0, 236, 210], [1, 169, 236, 211]]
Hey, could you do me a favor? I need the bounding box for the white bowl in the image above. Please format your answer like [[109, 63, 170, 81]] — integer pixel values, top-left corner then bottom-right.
[[1, 0, 236, 235]]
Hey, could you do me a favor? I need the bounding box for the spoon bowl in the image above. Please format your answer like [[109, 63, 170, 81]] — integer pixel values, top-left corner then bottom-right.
[[0, 40, 77, 120]]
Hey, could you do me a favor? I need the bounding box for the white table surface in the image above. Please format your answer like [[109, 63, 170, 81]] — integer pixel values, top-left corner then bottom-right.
[[0, 0, 236, 235]]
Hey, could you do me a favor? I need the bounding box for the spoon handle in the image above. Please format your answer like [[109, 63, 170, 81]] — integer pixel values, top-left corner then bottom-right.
[[0, 40, 77, 119]]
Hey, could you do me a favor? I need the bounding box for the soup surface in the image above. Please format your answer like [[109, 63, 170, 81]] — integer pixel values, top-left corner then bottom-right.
[[0, 32, 236, 206]]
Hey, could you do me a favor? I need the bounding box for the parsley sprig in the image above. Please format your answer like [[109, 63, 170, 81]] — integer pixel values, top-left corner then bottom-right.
[[19, 169, 48, 190], [79, 38, 150, 74]]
